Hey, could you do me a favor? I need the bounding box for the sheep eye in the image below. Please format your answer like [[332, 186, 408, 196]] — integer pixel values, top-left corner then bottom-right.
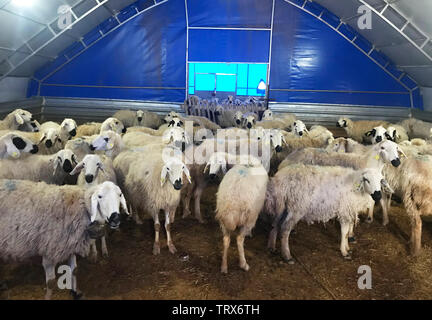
[[104, 138, 109, 142], [115, 122, 119, 125], [381, 147, 385, 150], [120, 193, 123, 197], [98, 195, 102, 199]]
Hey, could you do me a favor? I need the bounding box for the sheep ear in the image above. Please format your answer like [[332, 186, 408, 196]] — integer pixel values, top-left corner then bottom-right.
[[98, 162, 105, 173], [355, 180, 364, 192], [120, 194, 129, 215], [160, 165, 168, 186], [90, 193, 99, 223], [381, 179, 394, 194], [69, 161, 84, 175], [203, 162, 210, 174], [183, 165, 192, 183], [221, 162, 227, 174], [398, 147, 407, 158], [365, 130, 373, 137], [38, 134, 46, 144], [15, 113, 24, 125], [52, 156, 61, 175], [281, 135, 287, 145]]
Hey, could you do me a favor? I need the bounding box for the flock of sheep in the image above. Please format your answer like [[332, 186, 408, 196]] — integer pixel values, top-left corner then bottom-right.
[[1, 102, 432, 299]]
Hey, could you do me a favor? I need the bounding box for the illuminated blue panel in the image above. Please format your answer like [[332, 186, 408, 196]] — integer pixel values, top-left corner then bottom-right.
[[237, 64, 248, 88], [188, 64, 195, 86], [189, 87, 194, 94], [216, 74, 236, 92], [248, 64, 267, 91], [195, 63, 237, 74], [196, 73, 215, 91]]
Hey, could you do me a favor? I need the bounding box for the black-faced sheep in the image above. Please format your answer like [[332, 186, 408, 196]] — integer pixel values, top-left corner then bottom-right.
[[337, 117, 389, 143], [0, 180, 128, 299], [0, 133, 38, 159]]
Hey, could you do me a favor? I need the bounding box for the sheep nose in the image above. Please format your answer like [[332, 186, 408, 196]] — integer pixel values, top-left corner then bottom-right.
[[173, 179, 182, 190], [63, 159, 73, 173], [391, 158, 401, 167], [247, 123, 252, 129], [371, 191, 382, 203], [336, 122, 341, 127], [236, 119, 241, 125], [138, 117, 143, 122], [122, 127, 127, 134], [90, 145, 96, 151], [31, 122, 37, 128], [108, 212, 121, 229], [30, 117, 34, 121], [31, 145, 38, 154], [69, 129, 76, 137], [298, 131, 303, 136], [45, 140, 53, 148], [275, 145, 282, 153], [376, 136, 382, 143], [85, 174, 94, 183], [209, 174, 216, 180]]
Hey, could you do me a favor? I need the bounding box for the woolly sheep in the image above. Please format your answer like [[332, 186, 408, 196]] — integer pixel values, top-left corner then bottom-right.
[[265, 165, 388, 261], [399, 118, 432, 140], [0, 149, 78, 185], [337, 117, 389, 143], [113, 109, 162, 129], [0, 133, 38, 159], [70, 154, 117, 262], [326, 137, 369, 154], [76, 122, 102, 137], [90, 131, 126, 159], [65, 137, 93, 161], [385, 125, 409, 143], [0, 180, 127, 299], [122, 127, 190, 151], [0, 109, 33, 131], [76, 118, 126, 137], [19, 119, 41, 132], [214, 107, 243, 128], [292, 120, 308, 137], [216, 161, 268, 273], [365, 125, 387, 144], [241, 112, 258, 129], [278, 140, 403, 224], [114, 144, 191, 255]]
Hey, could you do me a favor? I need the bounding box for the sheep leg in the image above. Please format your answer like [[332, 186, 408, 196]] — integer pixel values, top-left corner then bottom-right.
[[153, 213, 161, 255], [131, 204, 143, 225], [182, 185, 193, 219], [101, 236, 108, 258], [280, 226, 294, 264], [380, 197, 389, 226], [267, 226, 278, 252], [366, 204, 374, 223], [237, 229, 249, 272], [221, 227, 231, 274], [193, 184, 205, 223], [348, 223, 356, 243], [410, 214, 422, 256], [68, 255, 82, 300], [42, 257, 56, 300], [165, 210, 177, 254], [89, 239, 98, 263], [340, 222, 352, 260]]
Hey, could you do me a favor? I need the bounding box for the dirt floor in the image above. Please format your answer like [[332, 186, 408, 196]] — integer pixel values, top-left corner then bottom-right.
[[1, 182, 432, 300]]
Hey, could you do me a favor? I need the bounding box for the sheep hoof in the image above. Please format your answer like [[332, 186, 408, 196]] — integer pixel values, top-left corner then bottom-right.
[[182, 209, 191, 219], [343, 254, 352, 261], [89, 254, 98, 263], [102, 252, 109, 259], [153, 243, 160, 255], [366, 217, 373, 224], [348, 236, 356, 243], [283, 256, 295, 264], [382, 220, 389, 226], [240, 263, 250, 271], [70, 290, 83, 300], [168, 242, 177, 254], [221, 266, 228, 274], [196, 218, 205, 224]]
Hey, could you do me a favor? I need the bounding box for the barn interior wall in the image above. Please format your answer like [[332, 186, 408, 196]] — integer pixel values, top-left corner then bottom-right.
[[0, 77, 29, 103]]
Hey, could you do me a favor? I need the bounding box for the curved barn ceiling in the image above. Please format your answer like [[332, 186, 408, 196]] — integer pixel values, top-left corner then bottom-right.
[[0, 0, 430, 89]]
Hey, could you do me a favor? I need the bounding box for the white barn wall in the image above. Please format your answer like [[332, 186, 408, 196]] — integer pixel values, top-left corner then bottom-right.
[[422, 87, 432, 111], [0, 77, 29, 103]]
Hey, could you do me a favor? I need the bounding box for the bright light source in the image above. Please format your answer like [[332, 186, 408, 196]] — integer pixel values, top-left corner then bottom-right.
[[11, 0, 34, 7], [257, 79, 266, 90]]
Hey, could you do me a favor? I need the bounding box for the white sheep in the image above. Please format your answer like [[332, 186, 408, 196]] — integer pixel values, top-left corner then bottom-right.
[[0, 149, 78, 185], [0, 109, 33, 131], [122, 127, 190, 151], [399, 118, 432, 140], [292, 120, 308, 137], [265, 165, 388, 261], [114, 144, 191, 254], [70, 154, 117, 262], [113, 109, 162, 129], [337, 117, 389, 143], [76, 118, 126, 137], [214, 107, 243, 128], [0, 133, 38, 159], [241, 112, 258, 129], [326, 137, 369, 154], [385, 125, 409, 143], [0, 179, 127, 299], [65, 137, 94, 161], [364, 125, 388, 144], [216, 161, 268, 273]]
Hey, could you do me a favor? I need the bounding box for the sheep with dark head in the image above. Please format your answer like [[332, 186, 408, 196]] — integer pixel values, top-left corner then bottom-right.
[[0, 133, 38, 159]]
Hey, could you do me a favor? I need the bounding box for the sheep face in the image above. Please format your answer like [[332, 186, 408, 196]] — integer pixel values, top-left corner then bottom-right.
[[358, 169, 388, 203], [162, 127, 189, 150], [4, 134, 38, 158], [264, 129, 285, 153], [52, 149, 77, 174], [40, 128, 60, 148], [234, 111, 243, 126], [136, 110, 145, 123], [374, 140, 402, 167], [161, 158, 191, 190], [90, 131, 119, 151], [13, 109, 33, 126], [70, 154, 104, 184], [365, 126, 386, 144], [167, 117, 183, 128], [385, 127, 397, 142], [336, 117, 350, 128], [66, 138, 92, 155], [204, 152, 227, 179], [326, 137, 347, 153], [262, 110, 273, 120], [243, 115, 256, 129], [61, 118, 77, 138], [293, 120, 308, 137], [88, 181, 128, 229], [164, 111, 180, 123], [102, 118, 126, 134]]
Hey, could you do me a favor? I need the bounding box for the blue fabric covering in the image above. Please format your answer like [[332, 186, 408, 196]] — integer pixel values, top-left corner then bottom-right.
[[31, 0, 420, 108]]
